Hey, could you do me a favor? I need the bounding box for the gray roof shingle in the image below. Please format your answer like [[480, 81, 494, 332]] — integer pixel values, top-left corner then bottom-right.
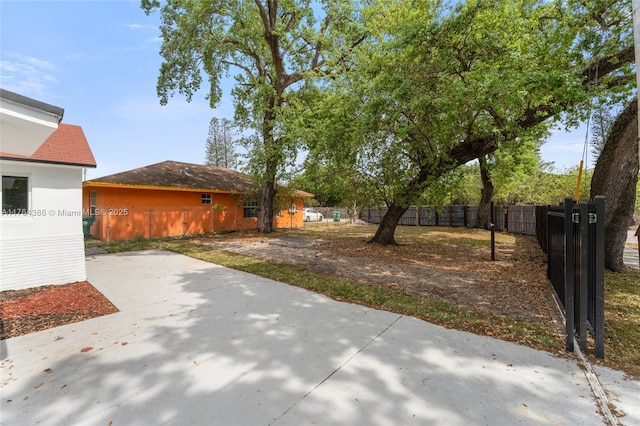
[[89, 161, 253, 192], [87, 160, 312, 197]]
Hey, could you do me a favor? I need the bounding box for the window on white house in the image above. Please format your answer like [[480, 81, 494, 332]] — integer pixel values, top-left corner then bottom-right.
[[243, 199, 258, 218], [202, 193, 212, 205], [2, 176, 29, 214]]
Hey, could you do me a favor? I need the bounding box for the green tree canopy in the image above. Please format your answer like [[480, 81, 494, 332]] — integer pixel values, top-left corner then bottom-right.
[[311, 0, 634, 244], [142, 0, 366, 232]]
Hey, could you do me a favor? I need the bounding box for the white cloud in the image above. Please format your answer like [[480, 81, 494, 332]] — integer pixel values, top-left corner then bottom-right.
[[23, 56, 57, 71], [123, 23, 144, 30], [64, 52, 103, 61], [0, 56, 58, 99], [145, 36, 162, 45], [112, 94, 215, 123], [107, 35, 161, 54]]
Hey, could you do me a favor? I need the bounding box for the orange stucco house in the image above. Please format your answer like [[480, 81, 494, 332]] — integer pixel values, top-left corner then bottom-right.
[[82, 160, 312, 241]]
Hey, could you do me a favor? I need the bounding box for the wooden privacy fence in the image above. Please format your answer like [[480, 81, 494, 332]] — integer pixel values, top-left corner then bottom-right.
[[362, 205, 537, 235], [542, 197, 605, 358]]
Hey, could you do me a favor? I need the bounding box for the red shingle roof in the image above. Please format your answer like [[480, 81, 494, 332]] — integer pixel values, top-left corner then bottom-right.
[[0, 123, 96, 167]]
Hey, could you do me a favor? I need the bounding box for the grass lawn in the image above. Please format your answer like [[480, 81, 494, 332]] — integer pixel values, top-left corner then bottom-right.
[[87, 226, 640, 378]]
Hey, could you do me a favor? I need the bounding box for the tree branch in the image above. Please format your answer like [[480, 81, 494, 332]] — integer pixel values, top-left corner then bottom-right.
[[582, 45, 635, 88]]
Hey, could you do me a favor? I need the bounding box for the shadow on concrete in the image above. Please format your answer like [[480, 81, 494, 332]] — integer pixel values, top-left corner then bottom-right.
[[0, 250, 608, 425]]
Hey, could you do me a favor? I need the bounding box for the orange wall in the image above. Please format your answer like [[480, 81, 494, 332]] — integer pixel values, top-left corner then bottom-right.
[[82, 185, 306, 241]]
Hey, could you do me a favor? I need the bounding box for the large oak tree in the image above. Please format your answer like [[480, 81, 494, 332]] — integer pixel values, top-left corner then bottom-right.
[[142, 0, 365, 232], [323, 0, 634, 245]]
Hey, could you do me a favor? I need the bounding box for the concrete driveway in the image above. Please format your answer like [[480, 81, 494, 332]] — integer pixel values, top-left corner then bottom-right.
[[625, 229, 639, 270], [1, 250, 638, 425]]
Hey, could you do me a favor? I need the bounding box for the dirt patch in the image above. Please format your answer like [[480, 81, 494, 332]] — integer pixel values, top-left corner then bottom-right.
[[202, 227, 562, 327]]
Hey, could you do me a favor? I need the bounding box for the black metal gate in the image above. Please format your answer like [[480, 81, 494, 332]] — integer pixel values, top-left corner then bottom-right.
[[546, 197, 605, 358]]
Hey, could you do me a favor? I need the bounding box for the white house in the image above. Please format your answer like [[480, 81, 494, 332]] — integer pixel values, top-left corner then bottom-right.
[[0, 89, 97, 291]]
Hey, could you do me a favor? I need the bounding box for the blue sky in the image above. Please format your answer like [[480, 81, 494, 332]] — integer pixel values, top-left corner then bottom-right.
[[1, 1, 587, 180]]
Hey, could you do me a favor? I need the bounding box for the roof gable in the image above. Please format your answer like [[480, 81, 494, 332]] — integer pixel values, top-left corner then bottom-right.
[[0, 123, 97, 167], [0, 89, 65, 156]]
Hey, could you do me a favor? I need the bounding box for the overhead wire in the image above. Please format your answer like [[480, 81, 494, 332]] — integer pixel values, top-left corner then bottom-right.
[[575, 4, 605, 202]]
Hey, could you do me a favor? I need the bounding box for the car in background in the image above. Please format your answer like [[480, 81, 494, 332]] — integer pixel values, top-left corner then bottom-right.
[[303, 208, 323, 222]]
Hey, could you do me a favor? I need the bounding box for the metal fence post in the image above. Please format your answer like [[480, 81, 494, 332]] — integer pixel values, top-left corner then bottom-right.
[[564, 197, 575, 352], [182, 207, 187, 237], [594, 196, 605, 358], [578, 201, 589, 352], [490, 201, 495, 261], [106, 208, 110, 244]]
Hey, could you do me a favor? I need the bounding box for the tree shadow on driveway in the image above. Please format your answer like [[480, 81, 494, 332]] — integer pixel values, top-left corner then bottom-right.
[[1, 250, 605, 425]]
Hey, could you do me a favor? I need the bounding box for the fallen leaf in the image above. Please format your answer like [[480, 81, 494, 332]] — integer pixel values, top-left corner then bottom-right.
[[44, 368, 52, 374], [80, 347, 93, 353]]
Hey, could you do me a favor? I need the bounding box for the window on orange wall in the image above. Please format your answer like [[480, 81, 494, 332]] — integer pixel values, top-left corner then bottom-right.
[[90, 190, 97, 215], [243, 198, 258, 218], [201, 193, 212, 205]]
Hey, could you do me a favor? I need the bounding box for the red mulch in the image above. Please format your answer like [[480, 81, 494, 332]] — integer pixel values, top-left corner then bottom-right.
[[0, 281, 118, 340]]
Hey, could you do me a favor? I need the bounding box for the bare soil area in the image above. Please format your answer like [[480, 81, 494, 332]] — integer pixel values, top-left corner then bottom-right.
[[200, 225, 563, 328]]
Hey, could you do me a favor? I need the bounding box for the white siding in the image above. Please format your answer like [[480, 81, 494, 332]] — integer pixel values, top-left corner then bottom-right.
[[1, 161, 87, 290], [1, 235, 86, 290]]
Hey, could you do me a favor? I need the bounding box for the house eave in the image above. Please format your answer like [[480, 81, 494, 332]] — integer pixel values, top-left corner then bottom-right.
[[82, 181, 245, 194], [82, 181, 314, 198], [0, 89, 64, 123], [0, 156, 97, 168]]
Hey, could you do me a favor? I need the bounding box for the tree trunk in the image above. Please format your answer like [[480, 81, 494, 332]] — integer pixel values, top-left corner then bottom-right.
[[351, 199, 358, 223], [590, 98, 639, 272], [368, 204, 409, 245], [258, 177, 277, 233], [257, 94, 279, 234], [476, 156, 494, 229]]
